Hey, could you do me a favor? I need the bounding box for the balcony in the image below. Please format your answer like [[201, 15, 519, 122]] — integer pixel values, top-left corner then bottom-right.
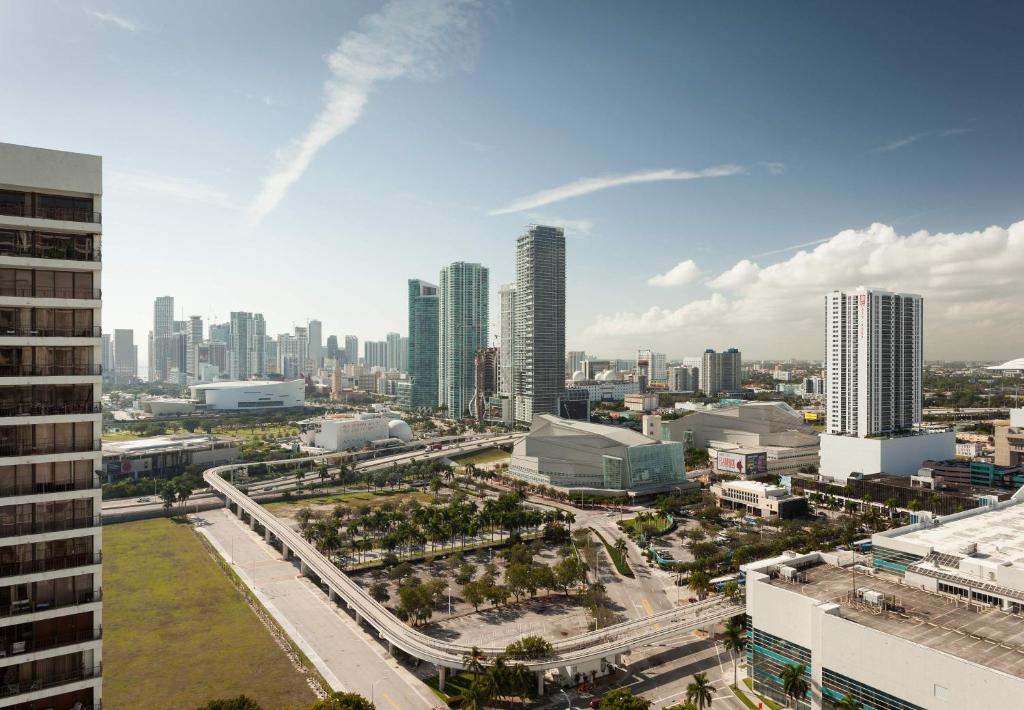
[[0, 286, 101, 301], [0, 402, 101, 418], [0, 203, 100, 225], [0, 516, 100, 538], [0, 663, 101, 699], [0, 552, 101, 579], [0, 365, 101, 378], [0, 327, 101, 339], [0, 589, 100, 619], [0, 240, 100, 263], [0, 476, 99, 498], [0, 440, 100, 458], [0, 627, 101, 658]]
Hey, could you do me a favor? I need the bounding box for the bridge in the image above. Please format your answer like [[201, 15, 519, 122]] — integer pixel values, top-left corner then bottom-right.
[[204, 456, 743, 693]]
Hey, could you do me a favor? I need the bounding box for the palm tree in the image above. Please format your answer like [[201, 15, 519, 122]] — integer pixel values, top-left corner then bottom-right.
[[721, 619, 748, 688], [688, 568, 712, 601], [614, 537, 628, 560], [780, 663, 809, 707], [686, 672, 714, 709], [835, 694, 861, 710], [462, 645, 486, 680], [460, 677, 494, 710]]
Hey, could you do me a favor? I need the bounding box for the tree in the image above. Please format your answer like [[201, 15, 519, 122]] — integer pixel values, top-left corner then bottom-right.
[[369, 582, 390, 603], [307, 693, 376, 710], [461, 676, 495, 710], [505, 635, 554, 660], [721, 619, 747, 688], [599, 687, 652, 709], [780, 663, 809, 706], [722, 580, 743, 605], [554, 556, 586, 595], [687, 568, 712, 600], [463, 581, 486, 611], [197, 697, 263, 710], [462, 645, 487, 680], [160, 483, 177, 514], [834, 694, 862, 710], [686, 672, 714, 709]]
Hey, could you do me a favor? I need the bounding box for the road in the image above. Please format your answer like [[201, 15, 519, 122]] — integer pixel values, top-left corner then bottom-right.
[[194, 507, 438, 710]]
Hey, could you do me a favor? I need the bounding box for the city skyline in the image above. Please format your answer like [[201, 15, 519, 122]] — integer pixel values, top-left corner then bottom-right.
[[2, 2, 1022, 363]]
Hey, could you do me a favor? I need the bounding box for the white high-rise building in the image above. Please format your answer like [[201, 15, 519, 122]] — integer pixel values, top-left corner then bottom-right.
[[186, 315, 203, 380], [0, 142, 104, 708], [566, 350, 587, 375], [438, 262, 489, 419], [113, 328, 138, 384], [307, 319, 322, 369], [700, 348, 742, 395], [149, 295, 174, 381], [637, 349, 667, 383], [229, 311, 266, 380], [513, 225, 566, 424], [825, 288, 923, 437]]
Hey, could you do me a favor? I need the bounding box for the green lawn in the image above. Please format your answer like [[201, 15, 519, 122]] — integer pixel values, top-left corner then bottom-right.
[[620, 513, 674, 537], [104, 519, 318, 710], [101, 431, 144, 441], [451, 447, 511, 466], [263, 488, 432, 516]]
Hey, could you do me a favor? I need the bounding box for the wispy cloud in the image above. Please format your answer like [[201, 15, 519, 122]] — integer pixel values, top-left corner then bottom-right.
[[648, 259, 702, 287], [84, 8, 138, 32], [108, 170, 238, 210], [872, 128, 973, 153], [523, 213, 593, 238], [489, 165, 745, 216], [247, 0, 482, 225], [751, 236, 832, 258]]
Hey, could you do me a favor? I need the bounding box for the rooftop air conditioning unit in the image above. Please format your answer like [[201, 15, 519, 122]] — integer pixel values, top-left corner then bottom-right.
[[862, 590, 884, 606], [779, 565, 798, 580], [959, 542, 978, 555]]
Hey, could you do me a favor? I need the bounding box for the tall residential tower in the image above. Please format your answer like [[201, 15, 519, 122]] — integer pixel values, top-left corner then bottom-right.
[[438, 262, 489, 418], [407, 279, 439, 409], [0, 142, 104, 709]]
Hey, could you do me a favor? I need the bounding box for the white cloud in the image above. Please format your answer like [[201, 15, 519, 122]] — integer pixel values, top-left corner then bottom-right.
[[648, 259, 702, 287], [523, 213, 593, 238], [489, 165, 745, 216], [872, 128, 973, 153], [585, 219, 1024, 358], [247, 0, 481, 225], [84, 8, 138, 32], [108, 170, 238, 209]]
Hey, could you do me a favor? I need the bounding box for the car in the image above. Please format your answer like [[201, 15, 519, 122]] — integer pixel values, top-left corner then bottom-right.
[[589, 698, 602, 709], [136, 497, 150, 503]]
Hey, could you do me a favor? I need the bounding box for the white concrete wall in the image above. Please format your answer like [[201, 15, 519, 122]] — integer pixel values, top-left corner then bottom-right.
[[820, 431, 955, 482], [0, 142, 102, 194], [1011, 408, 1024, 428]]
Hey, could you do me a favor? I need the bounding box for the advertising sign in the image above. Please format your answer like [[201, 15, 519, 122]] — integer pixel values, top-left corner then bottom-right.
[[716, 451, 768, 475]]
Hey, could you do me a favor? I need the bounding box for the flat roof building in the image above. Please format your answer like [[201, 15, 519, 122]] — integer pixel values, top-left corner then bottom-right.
[[509, 414, 692, 495], [103, 434, 241, 480], [189, 379, 304, 410], [711, 479, 808, 519]]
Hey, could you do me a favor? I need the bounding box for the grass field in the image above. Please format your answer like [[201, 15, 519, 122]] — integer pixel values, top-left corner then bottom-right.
[[101, 431, 144, 441], [263, 488, 433, 516], [104, 518, 317, 710], [451, 447, 510, 466]]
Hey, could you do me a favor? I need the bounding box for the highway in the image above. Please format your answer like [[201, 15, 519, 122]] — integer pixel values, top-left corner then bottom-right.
[[203, 454, 744, 686], [102, 433, 521, 522]]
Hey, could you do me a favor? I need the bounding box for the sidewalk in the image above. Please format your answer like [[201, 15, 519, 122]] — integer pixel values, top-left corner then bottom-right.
[[193, 508, 439, 710]]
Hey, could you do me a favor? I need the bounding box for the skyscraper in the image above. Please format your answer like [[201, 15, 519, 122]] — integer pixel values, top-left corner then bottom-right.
[[399, 336, 409, 373], [293, 325, 309, 373], [326, 334, 339, 362], [566, 350, 587, 375], [513, 225, 566, 424], [0, 142, 104, 709], [408, 279, 439, 409], [438, 262, 489, 418], [150, 295, 174, 381], [186, 315, 203, 379], [386, 332, 403, 371], [229, 311, 266, 380], [499, 284, 516, 398], [307, 319, 322, 369], [825, 288, 923, 437], [343, 335, 359, 366], [101, 334, 114, 386], [637, 349, 667, 384], [364, 340, 387, 369], [700, 348, 742, 395], [114, 328, 138, 384]]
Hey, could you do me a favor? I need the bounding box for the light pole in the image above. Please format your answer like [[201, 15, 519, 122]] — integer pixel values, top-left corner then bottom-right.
[[559, 688, 573, 710], [371, 677, 386, 706]]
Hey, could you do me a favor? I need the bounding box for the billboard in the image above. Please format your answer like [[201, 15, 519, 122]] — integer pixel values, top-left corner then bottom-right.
[[716, 451, 768, 475], [105, 458, 152, 478]]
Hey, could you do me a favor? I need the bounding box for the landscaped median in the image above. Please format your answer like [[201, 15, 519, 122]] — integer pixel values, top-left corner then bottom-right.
[[590, 527, 634, 578]]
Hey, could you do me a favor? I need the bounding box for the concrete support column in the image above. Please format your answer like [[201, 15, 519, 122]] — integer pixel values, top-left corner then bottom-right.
[[387, 640, 394, 655], [536, 670, 544, 696], [438, 666, 446, 692], [328, 588, 339, 604], [249, 516, 257, 530], [264, 527, 272, 543], [300, 560, 309, 576], [281, 545, 290, 561]]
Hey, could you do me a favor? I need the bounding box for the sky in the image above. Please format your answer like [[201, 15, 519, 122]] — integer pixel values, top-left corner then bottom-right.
[[1, 0, 1022, 366]]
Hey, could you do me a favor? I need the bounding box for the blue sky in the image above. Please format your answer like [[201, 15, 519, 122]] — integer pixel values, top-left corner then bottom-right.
[[2, 0, 1022, 363]]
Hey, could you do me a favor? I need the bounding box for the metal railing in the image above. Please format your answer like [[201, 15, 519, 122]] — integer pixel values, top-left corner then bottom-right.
[[0, 627, 101, 657], [0, 203, 101, 225], [0, 402, 100, 418], [0, 326, 100, 339], [0, 515, 99, 538], [0, 589, 100, 618], [0, 286, 101, 300], [0, 365, 102, 377], [0, 240, 100, 263], [0, 663, 101, 698], [0, 477, 100, 498], [0, 439, 101, 457], [0, 552, 101, 579]]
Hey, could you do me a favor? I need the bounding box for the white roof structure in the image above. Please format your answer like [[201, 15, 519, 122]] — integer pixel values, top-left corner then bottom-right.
[[531, 414, 654, 447], [990, 358, 1024, 371]]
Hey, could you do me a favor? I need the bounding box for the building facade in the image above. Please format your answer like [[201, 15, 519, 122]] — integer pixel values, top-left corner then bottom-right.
[[0, 142, 104, 709], [700, 347, 742, 395], [513, 225, 566, 424], [825, 288, 923, 437], [306, 319, 322, 369], [669, 365, 699, 392], [438, 261, 489, 419], [149, 295, 174, 382], [112, 329, 136, 385], [343, 335, 358, 366], [228, 311, 266, 381], [407, 279, 438, 409]]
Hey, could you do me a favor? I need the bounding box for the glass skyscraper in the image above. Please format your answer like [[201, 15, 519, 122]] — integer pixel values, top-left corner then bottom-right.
[[438, 262, 489, 418], [407, 279, 439, 409]]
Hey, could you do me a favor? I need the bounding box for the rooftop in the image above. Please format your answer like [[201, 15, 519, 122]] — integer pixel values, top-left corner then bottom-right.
[[191, 379, 301, 390], [532, 414, 656, 447], [103, 434, 240, 456], [897, 504, 1024, 567], [772, 562, 1024, 679]]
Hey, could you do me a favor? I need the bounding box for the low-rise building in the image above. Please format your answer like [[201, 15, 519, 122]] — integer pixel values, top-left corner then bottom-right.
[[711, 479, 808, 519], [509, 414, 693, 495], [955, 441, 984, 458], [298, 413, 413, 451], [709, 442, 820, 477], [995, 408, 1024, 466], [664, 401, 819, 450], [819, 430, 955, 483], [623, 392, 658, 412], [103, 434, 242, 480], [565, 379, 641, 403], [190, 379, 305, 410]]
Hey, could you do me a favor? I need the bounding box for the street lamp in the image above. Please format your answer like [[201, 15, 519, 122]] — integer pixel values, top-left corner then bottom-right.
[[559, 688, 573, 710]]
